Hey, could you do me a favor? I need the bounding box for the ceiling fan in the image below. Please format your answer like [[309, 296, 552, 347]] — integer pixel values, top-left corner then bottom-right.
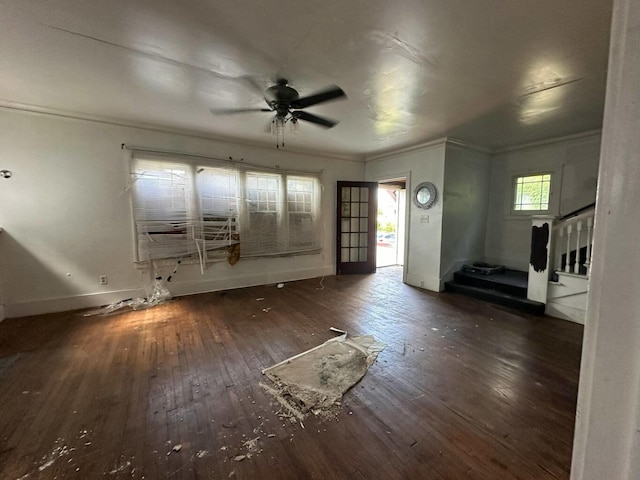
[[210, 78, 347, 147]]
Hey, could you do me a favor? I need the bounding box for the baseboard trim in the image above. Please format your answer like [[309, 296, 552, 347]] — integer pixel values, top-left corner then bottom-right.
[[3, 265, 335, 319], [5, 288, 146, 319], [170, 265, 333, 297], [405, 272, 442, 292], [545, 301, 586, 324]]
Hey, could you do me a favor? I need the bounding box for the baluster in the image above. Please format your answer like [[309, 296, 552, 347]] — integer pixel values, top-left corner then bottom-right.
[[556, 227, 564, 273], [565, 224, 573, 273], [574, 220, 582, 273], [585, 215, 593, 276]]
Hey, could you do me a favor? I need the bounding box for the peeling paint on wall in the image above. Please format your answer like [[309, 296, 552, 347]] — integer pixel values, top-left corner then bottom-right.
[[530, 222, 549, 273]]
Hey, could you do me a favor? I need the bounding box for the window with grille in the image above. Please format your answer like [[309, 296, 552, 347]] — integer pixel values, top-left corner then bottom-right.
[[287, 177, 316, 249], [513, 174, 552, 212], [131, 155, 322, 263], [245, 173, 282, 254]]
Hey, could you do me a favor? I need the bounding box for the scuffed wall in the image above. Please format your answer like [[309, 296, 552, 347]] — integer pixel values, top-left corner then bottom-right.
[[485, 133, 601, 270], [0, 109, 364, 317], [440, 144, 491, 286], [366, 142, 446, 291]]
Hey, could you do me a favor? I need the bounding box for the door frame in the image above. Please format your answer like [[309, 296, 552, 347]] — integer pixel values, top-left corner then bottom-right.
[[336, 181, 378, 274], [369, 171, 411, 283]]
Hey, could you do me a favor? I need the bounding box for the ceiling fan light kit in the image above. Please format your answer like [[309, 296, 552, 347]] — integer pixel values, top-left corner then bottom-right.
[[210, 78, 347, 148]]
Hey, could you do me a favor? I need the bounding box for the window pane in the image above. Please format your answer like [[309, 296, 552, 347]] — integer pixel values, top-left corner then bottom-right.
[[287, 176, 320, 251], [341, 203, 351, 217], [360, 233, 368, 247], [132, 160, 197, 262], [244, 172, 281, 254], [513, 174, 551, 211]]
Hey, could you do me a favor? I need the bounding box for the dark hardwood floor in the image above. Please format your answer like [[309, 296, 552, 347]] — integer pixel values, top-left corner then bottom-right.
[[0, 266, 583, 479]]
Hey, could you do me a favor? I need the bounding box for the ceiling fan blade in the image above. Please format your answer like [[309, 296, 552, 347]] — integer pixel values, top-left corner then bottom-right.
[[210, 107, 272, 115], [293, 111, 338, 128], [290, 85, 346, 109]]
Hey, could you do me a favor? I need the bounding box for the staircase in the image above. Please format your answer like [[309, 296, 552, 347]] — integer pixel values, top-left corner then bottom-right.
[[445, 268, 545, 315], [445, 206, 594, 322]]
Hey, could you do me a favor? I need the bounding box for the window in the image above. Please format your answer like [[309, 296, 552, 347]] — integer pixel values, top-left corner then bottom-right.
[[196, 167, 239, 247], [245, 172, 282, 254], [513, 174, 551, 211], [287, 177, 317, 249], [132, 160, 197, 262], [131, 155, 321, 263]]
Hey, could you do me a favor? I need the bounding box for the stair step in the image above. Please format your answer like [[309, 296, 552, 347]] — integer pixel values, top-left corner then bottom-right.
[[444, 281, 545, 315], [453, 269, 528, 298]]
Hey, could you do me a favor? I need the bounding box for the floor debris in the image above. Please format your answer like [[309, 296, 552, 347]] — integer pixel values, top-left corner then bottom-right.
[[261, 333, 385, 422]]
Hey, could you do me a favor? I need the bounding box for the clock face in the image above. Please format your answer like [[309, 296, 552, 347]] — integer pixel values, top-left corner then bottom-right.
[[413, 182, 437, 209]]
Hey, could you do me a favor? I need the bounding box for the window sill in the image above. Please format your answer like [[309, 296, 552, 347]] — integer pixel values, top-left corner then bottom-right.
[[133, 248, 323, 269]]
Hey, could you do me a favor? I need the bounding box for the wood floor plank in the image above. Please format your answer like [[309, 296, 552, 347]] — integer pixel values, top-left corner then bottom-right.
[[0, 266, 583, 479]]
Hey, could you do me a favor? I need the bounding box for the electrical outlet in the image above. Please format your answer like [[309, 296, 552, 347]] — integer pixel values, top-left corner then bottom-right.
[[420, 280, 425, 288], [99, 275, 108, 285]]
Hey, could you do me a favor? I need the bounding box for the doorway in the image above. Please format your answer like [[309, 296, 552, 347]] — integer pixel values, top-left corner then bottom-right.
[[376, 179, 406, 268]]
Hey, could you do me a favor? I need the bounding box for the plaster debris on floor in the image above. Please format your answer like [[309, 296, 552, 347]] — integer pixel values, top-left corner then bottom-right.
[[83, 260, 176, 316], [261, 333, 385, 421]]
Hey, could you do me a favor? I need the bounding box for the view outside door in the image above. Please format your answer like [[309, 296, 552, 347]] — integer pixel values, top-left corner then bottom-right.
[[376, 183, 406, 268], [336, 181, 378, 274]]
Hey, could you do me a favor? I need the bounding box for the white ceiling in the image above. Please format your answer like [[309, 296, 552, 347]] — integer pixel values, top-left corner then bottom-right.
[[0, 0, 612, 159]]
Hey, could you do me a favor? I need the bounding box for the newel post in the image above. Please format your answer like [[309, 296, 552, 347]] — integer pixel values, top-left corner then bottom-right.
[[527, 215, 555, 304]]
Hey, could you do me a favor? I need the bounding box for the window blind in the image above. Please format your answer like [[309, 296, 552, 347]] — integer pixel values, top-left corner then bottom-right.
[[131, 153, 322, 264]]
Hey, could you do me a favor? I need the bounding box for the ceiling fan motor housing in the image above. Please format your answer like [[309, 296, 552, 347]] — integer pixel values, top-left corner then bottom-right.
[[264, 81, 300, 117]]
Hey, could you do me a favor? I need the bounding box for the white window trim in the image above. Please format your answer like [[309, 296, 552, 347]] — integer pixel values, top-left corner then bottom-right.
[[503, 170, 561, 220]]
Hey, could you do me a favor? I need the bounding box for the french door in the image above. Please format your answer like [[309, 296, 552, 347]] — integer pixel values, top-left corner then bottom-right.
[[336, 181, 378, 274]]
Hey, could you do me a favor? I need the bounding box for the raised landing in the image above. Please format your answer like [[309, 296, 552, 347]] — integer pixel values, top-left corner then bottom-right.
[[445, 269, 545, 315]]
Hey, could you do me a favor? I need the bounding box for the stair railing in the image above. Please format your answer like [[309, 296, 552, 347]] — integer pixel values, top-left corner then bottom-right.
[[552, 207, 595, 277]]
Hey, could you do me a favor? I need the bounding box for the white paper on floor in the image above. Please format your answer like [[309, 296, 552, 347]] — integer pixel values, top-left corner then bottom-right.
[[261, 334, 385, 421]]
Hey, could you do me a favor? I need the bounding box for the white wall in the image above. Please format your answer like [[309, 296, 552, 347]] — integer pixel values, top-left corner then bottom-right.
[[440, 144, 491, 286], [366, 142, 446, 291], [0, 109, 363, 318], [571, 0, 640, 477], [485, 133, 601, 270]]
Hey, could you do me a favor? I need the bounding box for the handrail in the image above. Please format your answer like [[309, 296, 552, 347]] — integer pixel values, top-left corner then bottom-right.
[[560, 202, 596, 221], [552, 206, 595, 231]]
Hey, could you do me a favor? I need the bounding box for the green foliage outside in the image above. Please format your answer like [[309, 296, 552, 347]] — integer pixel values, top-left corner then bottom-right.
[[377, 209, 396, 233], [514, 174, 551, 210]]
